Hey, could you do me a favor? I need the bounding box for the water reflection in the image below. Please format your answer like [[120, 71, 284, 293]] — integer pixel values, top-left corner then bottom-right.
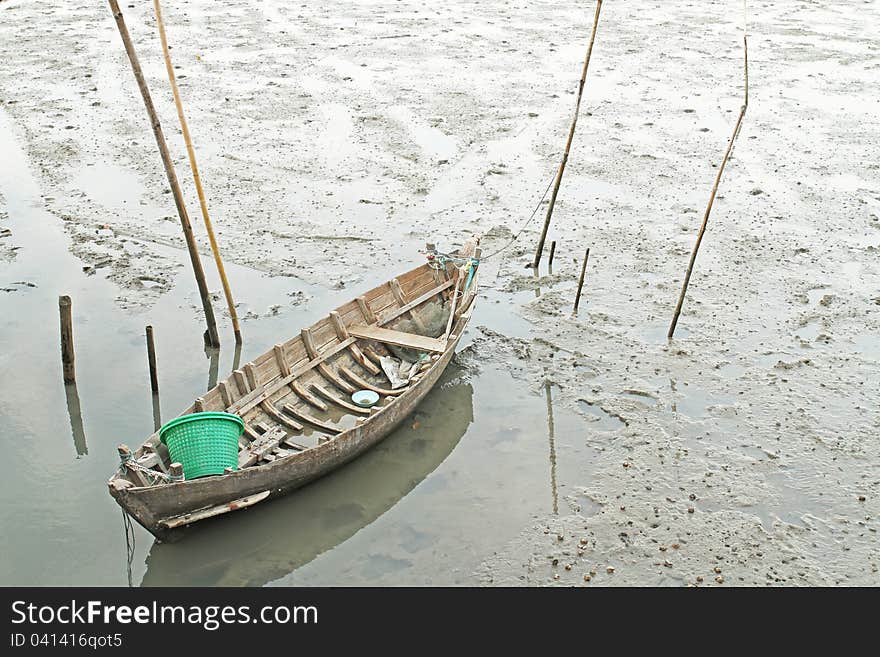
[[544, 380, 558, 514], [150, 393, 162, 433], [64, 382, 88, 457], [140, 365, 474, 586], [206, 346, 219, 391], [231, 340, 242, 373]]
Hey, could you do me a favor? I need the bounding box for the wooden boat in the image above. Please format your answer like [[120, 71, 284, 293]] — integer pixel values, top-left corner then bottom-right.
[[140, 366, 474, 585], [108, 238, 481, 539]]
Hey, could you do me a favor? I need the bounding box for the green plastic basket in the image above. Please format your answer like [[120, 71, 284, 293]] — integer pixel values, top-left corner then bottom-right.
[[159, 412, 243, 479]]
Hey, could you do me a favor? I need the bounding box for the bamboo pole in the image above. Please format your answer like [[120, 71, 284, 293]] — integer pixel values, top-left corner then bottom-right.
[[548, 240, 557, 268], [59, 296, 76, 383], [152, 0, 242, 344], [668, 31, 749, 339], [106, 0, 220, 348], [531, 0, 603, 269], [573, 248, 590, 312], [145, 325, 159, 393]]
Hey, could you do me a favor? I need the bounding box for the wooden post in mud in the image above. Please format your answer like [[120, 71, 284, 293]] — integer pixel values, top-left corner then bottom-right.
[[573, 248, 590, 312], [58, 295, 76, 383], [668, 29, 749, 339], [548, 240, 557, 268], [145, 325, 159, 394], [152, 0, 242, 345], [106, 0, 220, 348], [530, 0, 603, 269]]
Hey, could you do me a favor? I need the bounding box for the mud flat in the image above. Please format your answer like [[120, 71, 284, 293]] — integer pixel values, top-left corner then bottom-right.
[[1, 0, 878, 586]]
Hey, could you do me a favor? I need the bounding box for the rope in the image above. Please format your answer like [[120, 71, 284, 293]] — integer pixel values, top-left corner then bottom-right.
[[121, 507, 136, 587], [479, 166, 557, 261], [119, 457, 173, 484]]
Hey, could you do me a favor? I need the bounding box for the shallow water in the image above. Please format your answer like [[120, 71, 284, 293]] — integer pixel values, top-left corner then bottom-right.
[[0, 107, 594, 586]]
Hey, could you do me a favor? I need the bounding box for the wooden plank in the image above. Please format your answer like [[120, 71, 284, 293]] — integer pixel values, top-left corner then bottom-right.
[[218, 381, 234, 408], [232, 369, 249, 396], [390, 278, 427, 332], [227, 337, 357, 414], [347, 324, 447, 353], [309, 382, 372, 415], [239, 426, 287, 468], [362, 345, 385, 367], [282, 404, 341, 435], [377, 279, 454, 326], [158, 491, 271, 529], [242, 425, 261, 444], [291, 380, 328, 412], [273, 344, 291, 376], [356, 296, 377, 324], [339, 366, 406, 396], [301, 328, 357, 394], [243, 363, 260, 390], [261, 399, 303, 432], [330, 311, 381, 375], [282, 437, 309, 451]]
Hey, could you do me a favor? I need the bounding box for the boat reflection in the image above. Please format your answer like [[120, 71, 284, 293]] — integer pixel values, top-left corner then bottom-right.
[[140, 364, 474, 586]]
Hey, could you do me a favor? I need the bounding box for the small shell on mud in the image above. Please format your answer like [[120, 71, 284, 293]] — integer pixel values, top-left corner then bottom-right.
[[858, 495, 866, 502], [715, 576, 725, 584], [696, 576, 704, 582], [687, 506, 695, 514], [713, 566, 722, 574], [565, 564, 572, 571], [671, 543, 681, 550], [606, 566, 615, 574], [583, 574, 591, 582]]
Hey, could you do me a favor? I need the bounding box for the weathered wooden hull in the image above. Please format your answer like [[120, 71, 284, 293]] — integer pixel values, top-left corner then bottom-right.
[[111, 327, 464, 538], [108, 240, 481, 540]]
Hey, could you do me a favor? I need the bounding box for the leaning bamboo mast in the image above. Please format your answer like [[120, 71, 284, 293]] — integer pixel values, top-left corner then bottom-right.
[[152, 0, 242, 344], [667, 7, 749, 339], [107, 0, 220, 348], [531, 0, 603, 269]]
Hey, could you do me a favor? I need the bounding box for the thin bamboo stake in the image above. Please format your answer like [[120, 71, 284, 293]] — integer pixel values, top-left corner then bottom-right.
[[573, 248, 590, 312], [531, 0, 603, 269], [152, 0, 242, 344], [106, 0, 220, 348], [668, 29, 749, 339], [548, 240, 557, 268]]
